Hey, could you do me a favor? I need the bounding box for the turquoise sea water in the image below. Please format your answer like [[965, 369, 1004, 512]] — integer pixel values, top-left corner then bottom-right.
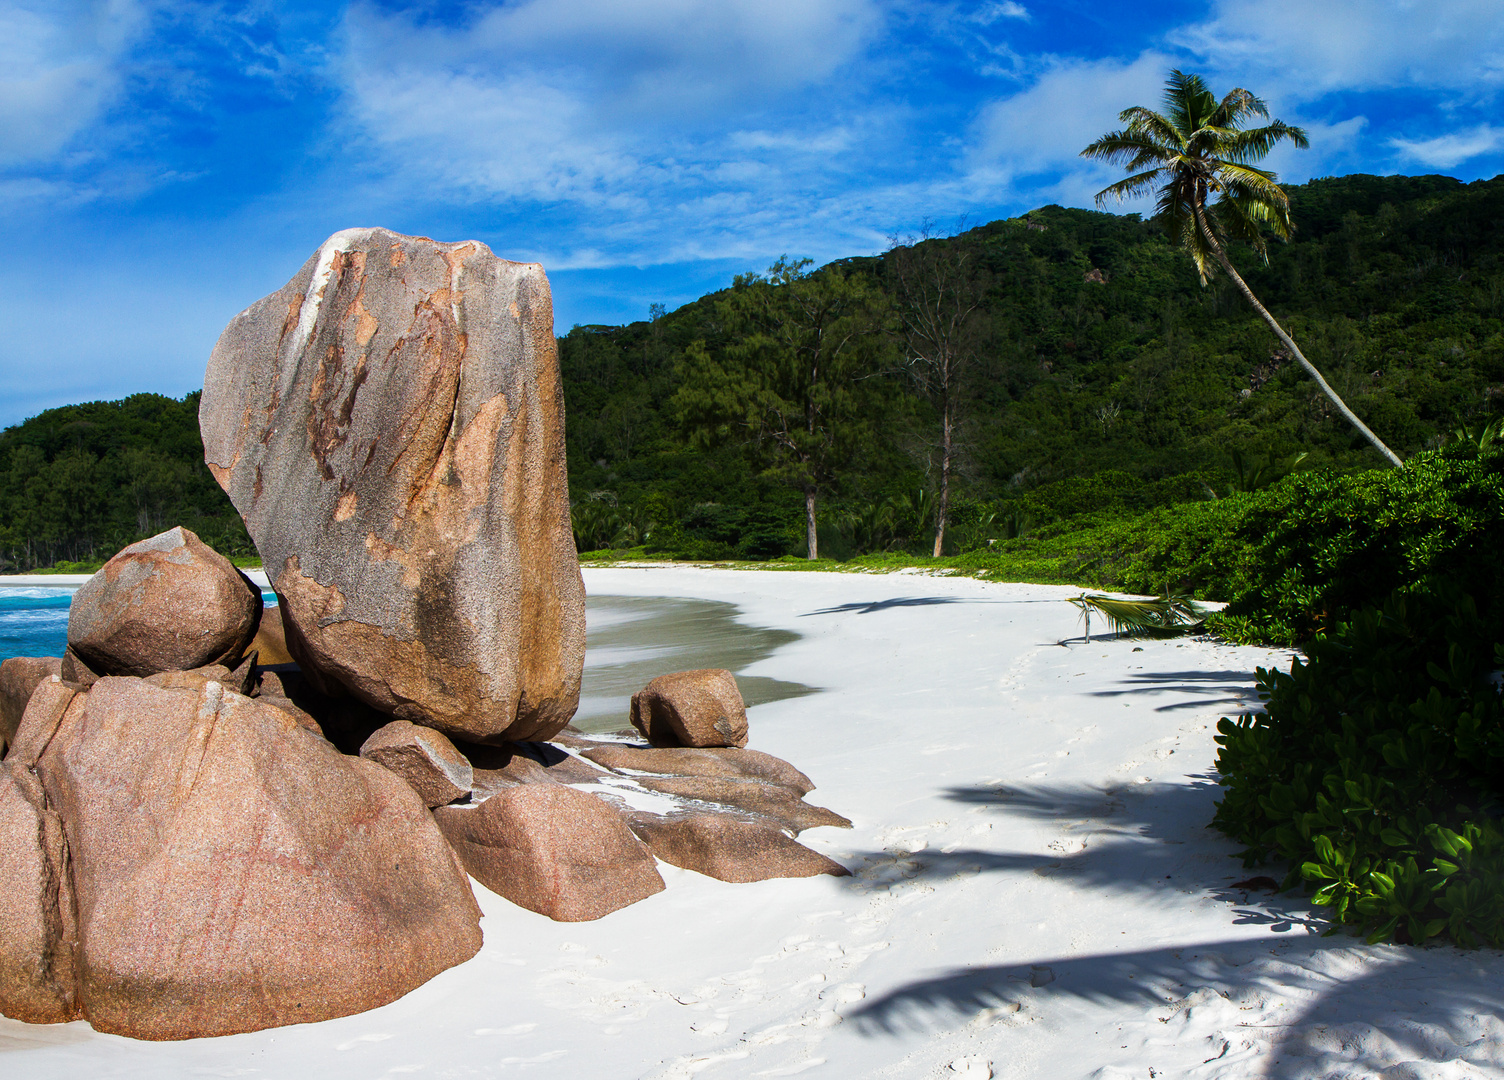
[[0, 590, 811, 734], [0, 589, 73, 662], [0, 589, 280, 666]]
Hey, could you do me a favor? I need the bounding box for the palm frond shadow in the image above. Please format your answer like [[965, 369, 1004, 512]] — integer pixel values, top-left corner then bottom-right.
[[1085, 668, 1266, 714], [839, 779, 1321, 928], [846, 778, 1504, 1070]]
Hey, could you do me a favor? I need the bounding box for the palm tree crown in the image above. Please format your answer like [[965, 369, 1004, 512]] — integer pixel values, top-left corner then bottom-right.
[[1081, 69, 1308, 282], [1080, 71, 1403, 467]]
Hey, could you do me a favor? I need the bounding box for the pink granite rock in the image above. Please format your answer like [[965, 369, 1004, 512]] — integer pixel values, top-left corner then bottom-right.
[[360, 720, 473, 807], [25, 676, 482, 1040], [630, 669, 749, 748], [66, 527, 261, 678], [201, 228, 585, 744], [0, 657, 61, 757], [434, 783, 664, 921]]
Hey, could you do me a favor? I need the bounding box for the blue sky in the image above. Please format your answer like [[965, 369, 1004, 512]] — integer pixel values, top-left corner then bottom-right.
[[3, 0, 1503, 426]]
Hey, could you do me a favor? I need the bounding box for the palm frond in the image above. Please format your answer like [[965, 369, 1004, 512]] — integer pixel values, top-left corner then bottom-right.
[[1221, 122, 1310, 163], [1068, 592, 1209, 639], [1162, 69, 1210, 133], [1217, 191, 1293, 253], [1451, 417, 1504, 452], [1211, 87, 1269, 128], [1081, 131, 1177, 169], [1094, 168, 1168, 206], [1118, 106, 1186, 149], [1213, 195, 1274, 257]]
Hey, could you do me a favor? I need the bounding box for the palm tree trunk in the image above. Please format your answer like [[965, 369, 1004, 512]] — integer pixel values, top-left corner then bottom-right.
[[1194, 206, 1403, 467]]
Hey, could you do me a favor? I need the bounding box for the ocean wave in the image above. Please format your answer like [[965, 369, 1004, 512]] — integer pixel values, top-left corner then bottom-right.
[[0, 588, 76, 601]]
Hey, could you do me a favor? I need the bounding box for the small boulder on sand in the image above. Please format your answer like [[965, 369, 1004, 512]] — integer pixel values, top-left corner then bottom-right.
[[0, 657, 62, 756], [630, 669, 749, 748], [434, 784, 664, 921], [66, 527, 261, 678], [360, 720, 473, 807]]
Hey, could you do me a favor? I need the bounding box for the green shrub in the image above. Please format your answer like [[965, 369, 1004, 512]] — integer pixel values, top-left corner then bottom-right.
[[1036, 444, 1504, 644], [1212, 583, 1504, 946], [1200, 446, 1504, 642]]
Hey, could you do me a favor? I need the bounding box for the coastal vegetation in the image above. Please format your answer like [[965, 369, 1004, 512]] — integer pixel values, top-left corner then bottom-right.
[[0, 391, 252, 572], [560, 171, 1503, 567]]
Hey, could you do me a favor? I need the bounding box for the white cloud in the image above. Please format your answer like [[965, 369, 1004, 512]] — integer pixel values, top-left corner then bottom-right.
[[973, 2, 1030, 23], [0, 0, 152, 167], [1391, 124, 1504, 167], [337, 0, 902, 259], [1174, 0, 1504, 101], [969, 52, 1169, 192], [346, 0, 881, 127]]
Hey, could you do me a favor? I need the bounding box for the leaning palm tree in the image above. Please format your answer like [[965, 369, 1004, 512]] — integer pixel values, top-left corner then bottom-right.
[[1081, 70, 1402, 467]]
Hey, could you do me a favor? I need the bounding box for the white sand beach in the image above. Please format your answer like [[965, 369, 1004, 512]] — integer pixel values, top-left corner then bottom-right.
[[2, 566, 1500, 1079]]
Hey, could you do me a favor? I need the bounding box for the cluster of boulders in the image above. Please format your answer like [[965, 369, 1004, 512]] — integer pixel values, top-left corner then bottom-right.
[[0, 229, 847, 1041]]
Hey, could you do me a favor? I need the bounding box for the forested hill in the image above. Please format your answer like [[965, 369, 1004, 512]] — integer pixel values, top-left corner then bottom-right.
[[561, 172, 1504, 557], [2, 171, 1502, 571], [0, 392, 252, 570]]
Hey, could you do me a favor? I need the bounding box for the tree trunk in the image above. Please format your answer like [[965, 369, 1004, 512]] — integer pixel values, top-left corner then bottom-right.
[[1193, 204, 1403, 468], [933, 395, 953, 558], [806, 487, 818, 560]]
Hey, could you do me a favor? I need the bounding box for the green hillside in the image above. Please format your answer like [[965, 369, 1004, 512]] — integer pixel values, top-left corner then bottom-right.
[[561, 172, 1504, 558], [1, 172, 1501, 572]]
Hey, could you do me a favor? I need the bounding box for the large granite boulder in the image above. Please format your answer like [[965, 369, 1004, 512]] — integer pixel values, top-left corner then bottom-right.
[[0, 656, 62, 756], [630, 669, 749, 748], [200, 228, 585, 744], [434, 784, 664, 922], [0, 679, 82, 1024], [5, 675, 481, 1040], [66, 527, 261, 678]]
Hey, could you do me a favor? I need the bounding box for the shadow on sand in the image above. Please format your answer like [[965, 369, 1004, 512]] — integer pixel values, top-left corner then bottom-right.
[[837, 779, 1504, 1075], [1087, 669, 1268, 714]]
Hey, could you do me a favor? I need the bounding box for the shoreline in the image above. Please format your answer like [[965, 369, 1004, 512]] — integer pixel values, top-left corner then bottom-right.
[[0, 569, 272, 590]]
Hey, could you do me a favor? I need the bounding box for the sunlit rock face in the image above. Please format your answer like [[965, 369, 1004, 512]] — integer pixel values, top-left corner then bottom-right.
[[200, 228, 585, 743], [2, 675, 484, 1040]]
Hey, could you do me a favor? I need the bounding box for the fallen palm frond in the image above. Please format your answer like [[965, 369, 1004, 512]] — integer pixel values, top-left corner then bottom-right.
[[1067, 591, 1208, 641]]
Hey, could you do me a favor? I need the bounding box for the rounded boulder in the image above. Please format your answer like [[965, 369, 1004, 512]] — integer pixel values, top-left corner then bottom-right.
[[630, 669, 749, 748], [67, 527, 262, 678]]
